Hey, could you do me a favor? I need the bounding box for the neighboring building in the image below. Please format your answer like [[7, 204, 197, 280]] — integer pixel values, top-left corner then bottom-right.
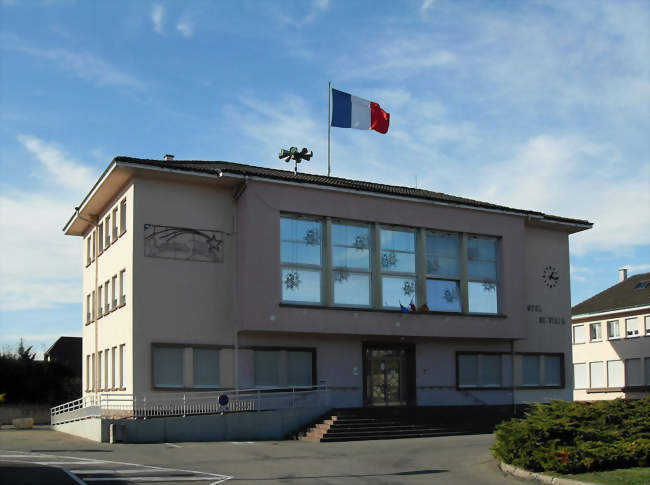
[[572, 270, 650, 401], [63, 156, 591, 409], [44, 336, 83, 378]]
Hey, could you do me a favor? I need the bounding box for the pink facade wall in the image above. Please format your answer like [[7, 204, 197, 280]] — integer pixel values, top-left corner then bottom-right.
[[237, 181, 527, 340]]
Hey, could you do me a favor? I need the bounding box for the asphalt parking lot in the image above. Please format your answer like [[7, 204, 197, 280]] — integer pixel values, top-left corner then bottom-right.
[[0, 426, 524, 484]]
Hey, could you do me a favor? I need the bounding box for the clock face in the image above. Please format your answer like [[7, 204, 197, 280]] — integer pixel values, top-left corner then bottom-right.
[[542, 266, 559, 288]]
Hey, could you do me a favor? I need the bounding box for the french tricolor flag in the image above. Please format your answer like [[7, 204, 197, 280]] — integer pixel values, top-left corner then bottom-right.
[[331, 89, 390, 134]]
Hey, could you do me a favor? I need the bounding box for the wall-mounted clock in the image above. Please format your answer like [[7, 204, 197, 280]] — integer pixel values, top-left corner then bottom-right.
[[542, 266, 559, 288]]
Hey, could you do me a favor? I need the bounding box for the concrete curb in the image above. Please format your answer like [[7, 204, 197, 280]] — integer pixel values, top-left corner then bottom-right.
[[499, 462, 596, 485]]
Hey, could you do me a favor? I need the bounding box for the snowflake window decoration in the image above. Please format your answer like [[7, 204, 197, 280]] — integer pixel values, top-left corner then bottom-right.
[[402, 280, 415, 296], [444, 287, 458, 303], [482, 282, 496, 292], [353, 234, 369, 251], [381, 252, 398, 269], [426, 258, 440, 273], [334, 270, 350, 283], [284, 271, 301, 290], [303, 228, 321, 246]]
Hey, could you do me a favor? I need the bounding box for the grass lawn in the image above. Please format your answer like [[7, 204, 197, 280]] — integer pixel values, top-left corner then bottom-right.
[[545, 467, 650, 485]]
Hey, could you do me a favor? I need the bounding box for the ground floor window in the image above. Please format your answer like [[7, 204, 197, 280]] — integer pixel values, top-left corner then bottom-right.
[[574, 363, 587, 389], [253, 348, 315, 388], [152, 344, 221, 390], [457, 353, 503, 388]]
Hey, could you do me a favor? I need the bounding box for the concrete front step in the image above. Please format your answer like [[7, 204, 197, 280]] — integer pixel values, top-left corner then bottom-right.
[[321, 431, 466, 442]]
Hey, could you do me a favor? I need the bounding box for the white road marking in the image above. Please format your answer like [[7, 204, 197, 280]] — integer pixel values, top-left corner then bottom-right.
[[0, 449, 233, 484], [164, 442, 182, 448], [84, 477, 222, 482]]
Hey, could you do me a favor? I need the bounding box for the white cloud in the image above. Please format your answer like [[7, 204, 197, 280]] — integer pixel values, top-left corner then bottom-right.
[[176, 17, 194, 37], [421, 0, 435, 13], [622, 263, 650, 274], [0, 136, 98, 311], [151, 4, 164, 33], [467, 134, 650, 256], [0, 33, 144, 89]]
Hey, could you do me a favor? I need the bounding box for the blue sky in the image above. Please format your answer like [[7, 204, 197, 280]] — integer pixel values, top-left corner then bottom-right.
[[0, 0, 648, 357]]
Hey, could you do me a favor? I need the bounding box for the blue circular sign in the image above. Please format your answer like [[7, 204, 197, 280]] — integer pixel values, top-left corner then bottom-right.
[[218, 394, 229, 406]]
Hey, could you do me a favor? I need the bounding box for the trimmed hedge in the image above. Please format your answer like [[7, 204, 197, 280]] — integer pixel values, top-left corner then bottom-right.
[[492, 398, 650, 474]]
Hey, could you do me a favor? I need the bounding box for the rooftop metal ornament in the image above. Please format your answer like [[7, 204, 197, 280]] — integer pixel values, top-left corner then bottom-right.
[[279, 146, 312, 175]]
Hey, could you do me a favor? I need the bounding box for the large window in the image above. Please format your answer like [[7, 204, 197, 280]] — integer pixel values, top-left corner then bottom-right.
[[254, 349, 314, 388], [332, 222, 371, 306], [521, 354, 562, 387], [426, 231, 461, 312], [281, 216, 322, 303], [380, 228, 416, 308], [193, 348, 220, 388], [645, 316, 650, 336], [279, 215, 502, 313], [467, 236, 498, 313], [457, 353, 502, 388], [153, 347, 184, 388]]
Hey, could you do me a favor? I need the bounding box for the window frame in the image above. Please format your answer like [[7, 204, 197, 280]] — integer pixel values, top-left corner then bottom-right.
[[119, 198, 127, 235], [625, 317, 640, 337], [331, 220, 372, 308], [456, 351, 505, 389], [425, 230, 462, 313], [280, 215, 324, 305], [379, 225, 417, 309], [466, 234, 500, 314], [251, 346, 317, 389], [607, 320, 620, 340], [573, 324, 586, 344], [589, 322, 603, 342]]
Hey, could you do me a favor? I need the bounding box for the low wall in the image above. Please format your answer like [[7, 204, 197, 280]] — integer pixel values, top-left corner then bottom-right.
[[54, 418, 110, 442], [114, 406, 330, 443], [0, 404, 51, 425]]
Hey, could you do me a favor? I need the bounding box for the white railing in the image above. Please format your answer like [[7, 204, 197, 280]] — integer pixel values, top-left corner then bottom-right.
[[51, 385, 329, 425]]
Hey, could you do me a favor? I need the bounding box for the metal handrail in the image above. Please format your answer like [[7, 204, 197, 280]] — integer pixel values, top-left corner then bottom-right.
[[51, 385, 329, 425]]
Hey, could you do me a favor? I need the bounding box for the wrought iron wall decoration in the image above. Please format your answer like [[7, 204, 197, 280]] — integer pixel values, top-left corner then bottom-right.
[[144, 224, 224, 263]]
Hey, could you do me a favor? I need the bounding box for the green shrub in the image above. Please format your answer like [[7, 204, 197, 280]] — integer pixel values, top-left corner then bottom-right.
[[492, 398, 650, 474]]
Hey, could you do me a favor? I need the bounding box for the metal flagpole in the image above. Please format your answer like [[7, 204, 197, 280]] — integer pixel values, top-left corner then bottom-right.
[[328, 81, 331, 177]]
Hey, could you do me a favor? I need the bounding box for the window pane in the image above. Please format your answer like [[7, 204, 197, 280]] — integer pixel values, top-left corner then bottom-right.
[[522, 355, 540, 386], [380, 229, 415, 273], [254, 351, 280, 387], [590, 361, 604, 388], [574, 363, 586, 389], [426, 279, 461, 312], [544, 355, 562, 386], [625, 359, 641, 386], [287, 351, 313, 387], [334, 272, 370, 306], [646, 358, 650, 385], [626, 317, 639, 336], [382, 276, 416, 308], [468, 281, 498, 313], [426, 232, 459, 277], [607, 320, 620, 339], [281, 242, 321, 266], [607, 360, 624, 387], [467, 237, 497, 279], [193, 349, 219, 388], [458, 354, 478, 386], [332, 247, 370, 270], [590, 323, 602, 341], [282, 269, 321, 303], [573, 325, 585, 344], [154, 347, 183, 388], [332, 224, 370, 270], [645, 316, 650, 335], [481, 355, 501, 386], [280, 218, 322, 265]]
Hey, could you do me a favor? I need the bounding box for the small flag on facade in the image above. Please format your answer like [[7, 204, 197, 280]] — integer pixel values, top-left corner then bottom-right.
[[331, 88, 390, 134]]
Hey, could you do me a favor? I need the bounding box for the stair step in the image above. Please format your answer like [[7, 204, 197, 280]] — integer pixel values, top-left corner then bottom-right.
[[325, 427, 452, 436], [321, 431, 466, 442]]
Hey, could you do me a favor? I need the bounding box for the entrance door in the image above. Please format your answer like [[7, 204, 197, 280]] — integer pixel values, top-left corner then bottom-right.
[[364, 344, 414, 406]]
